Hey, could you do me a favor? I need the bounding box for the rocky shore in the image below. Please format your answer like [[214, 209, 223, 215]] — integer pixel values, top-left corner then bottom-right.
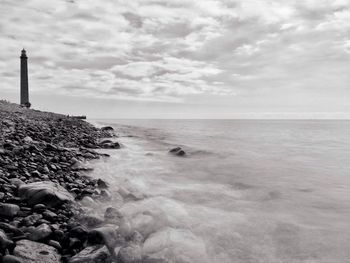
[[0, 100, 141, 263]]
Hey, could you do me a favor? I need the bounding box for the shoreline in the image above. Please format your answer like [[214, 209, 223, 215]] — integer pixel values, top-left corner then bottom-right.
[[0, 101, 140, 263]]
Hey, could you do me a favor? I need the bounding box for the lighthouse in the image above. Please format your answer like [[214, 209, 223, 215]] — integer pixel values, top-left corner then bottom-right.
[[20, 49, 30, 107]]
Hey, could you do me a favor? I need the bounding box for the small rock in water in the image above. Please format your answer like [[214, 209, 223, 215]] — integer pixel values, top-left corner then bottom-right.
[[169, 147, 186, 156], [0, 203, 20, 218], [117, 243, 142, 263], [97, 178, 108, 189], [88, 225, 120, 250], [101, 126, 114, 131], [79, 215, 104, 228], [68, 245, 111, 263], [104, 207, 123, 225], [13, 239, 61, 263], [23, 136, 33, 143]]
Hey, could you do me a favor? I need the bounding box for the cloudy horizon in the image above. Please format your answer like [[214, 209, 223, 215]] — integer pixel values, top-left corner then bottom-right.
[[1, 0, 350, 119]]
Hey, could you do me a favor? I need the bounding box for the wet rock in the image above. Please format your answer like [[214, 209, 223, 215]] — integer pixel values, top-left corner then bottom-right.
[[43, 210, 58, 221], [0, 203, 20, 218], [2, 255, 23, 263], [23, 136, 33, 143], [104, 207, 123, 225], [97, 179, 108, 189], [18, 181, 74, 207], [88, 225, 120, 249], [13, 239, 61, 263], [79, 215, 104, 228], [117, 243, 142, 263], [100, 189, 112, 201], [28, 223, 52, 241], [68, 245, 111, 263], [169, 147, 186, 156], [81, 196, 95, 207], [69, 225, 88, 242]]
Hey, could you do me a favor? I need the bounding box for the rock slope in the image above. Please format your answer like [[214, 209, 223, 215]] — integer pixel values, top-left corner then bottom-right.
[[0, 100, 132, 262]]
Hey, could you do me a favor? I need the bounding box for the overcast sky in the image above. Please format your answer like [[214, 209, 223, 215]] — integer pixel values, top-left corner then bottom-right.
[[0, 0, 350, 118]]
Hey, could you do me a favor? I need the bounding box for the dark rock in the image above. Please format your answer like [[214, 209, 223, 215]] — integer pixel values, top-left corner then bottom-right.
[[18, 181, 74, 207], [0, 222, 24, 236], [0, 203, 20, 218], [13, 239, 61, 263], [0, 229, 14, 250], [2, 255, 23, 263], [97, 178, 108, 189], [68, 245, 111, 263], [101, 126, 114, 131], [169, 147, 186, 156], [42, 210, 58, 221], [33, 204, 46, 212], [88, 225, 120, 249]]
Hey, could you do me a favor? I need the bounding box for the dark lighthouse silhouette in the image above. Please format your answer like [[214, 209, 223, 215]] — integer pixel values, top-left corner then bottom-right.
[[20, 49, 30, 108]]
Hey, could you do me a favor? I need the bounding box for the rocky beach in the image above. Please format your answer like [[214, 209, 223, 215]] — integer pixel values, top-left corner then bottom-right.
[[0, 100, 142, 263]]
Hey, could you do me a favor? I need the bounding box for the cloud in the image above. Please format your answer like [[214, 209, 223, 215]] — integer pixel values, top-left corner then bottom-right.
[[0, 0, 349, 116]]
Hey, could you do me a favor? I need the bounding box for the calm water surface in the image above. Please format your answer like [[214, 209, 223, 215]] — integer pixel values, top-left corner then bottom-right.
[[89, 120, 350, 263]]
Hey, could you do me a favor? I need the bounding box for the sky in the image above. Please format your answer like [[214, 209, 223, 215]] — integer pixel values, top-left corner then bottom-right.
[[0, 0, 350, 118]]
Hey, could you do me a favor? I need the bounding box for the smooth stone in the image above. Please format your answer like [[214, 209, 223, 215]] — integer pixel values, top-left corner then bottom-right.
[[18, 181, 74, 207], [0, 203, 20, 218], [23, 136, 33, 143], [33, 204, 46, 212], [117, 243, 142, 263], [28, 223, 52, 241], [81, 196, 95, 207], [104, 207, 124, 225], [14, 239, 61, 263], [68, 245, 111, 263]]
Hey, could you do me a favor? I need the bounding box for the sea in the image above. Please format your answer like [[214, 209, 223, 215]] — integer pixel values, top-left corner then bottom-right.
[[88, 119, 350, 263]]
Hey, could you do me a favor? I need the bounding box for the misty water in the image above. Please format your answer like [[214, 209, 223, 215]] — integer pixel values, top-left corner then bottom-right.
[[89, 120, 350, 263]]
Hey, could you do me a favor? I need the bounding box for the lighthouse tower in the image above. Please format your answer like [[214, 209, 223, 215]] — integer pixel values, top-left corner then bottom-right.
[[20, 49, 30, 107]]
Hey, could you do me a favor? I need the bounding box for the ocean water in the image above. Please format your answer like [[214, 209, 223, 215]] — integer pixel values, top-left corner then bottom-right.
[[89, 119, 350, 263]]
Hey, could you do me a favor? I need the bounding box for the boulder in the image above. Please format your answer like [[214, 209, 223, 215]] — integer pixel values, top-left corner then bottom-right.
[[69, 245, 111, 263], [13, 239, 61, 263], [0, 203, 20, 218], [169, 147, 186, 157], [79, 215, 104, 228], [18, 181, 74, 207]]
